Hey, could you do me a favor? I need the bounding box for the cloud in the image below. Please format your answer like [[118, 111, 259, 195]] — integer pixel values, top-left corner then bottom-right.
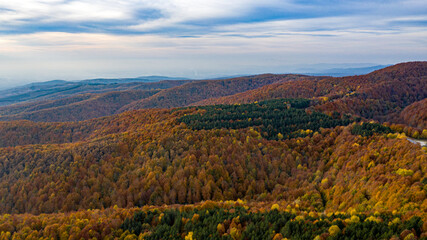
[[0, 0, 425, 87], [0, 0, 425, 35]]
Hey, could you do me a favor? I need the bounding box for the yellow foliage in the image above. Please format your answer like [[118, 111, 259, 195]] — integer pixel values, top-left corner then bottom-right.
[[387, 133, 397, 139], [388, 218, 400, 226], [185, 232, 194, 240], [348, 208, 357, 216], [320, 97, 329, 102], [345, 215, 360, 224], [328, 225, 340, 236], [321, 178, 329, 187], [271, 204, 280, 211], [397, 133, 407, 139], [217, 223, 225, 235], [404, 233, 416, 240], [365, 216, 381, 223], [124, 234, 138, 240], [396, 168, 414, 176], [191, 214, 200, 223], [230, 227, 241, 240], [158, 213, 164, 222], [412, 131, 420, 139], [309, 212, 318, 218], [272, 233, 283, 240]]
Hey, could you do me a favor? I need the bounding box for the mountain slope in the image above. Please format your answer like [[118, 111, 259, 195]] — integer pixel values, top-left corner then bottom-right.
[[0, 90, 160, 122], [396, 98, 427, 130], [119, 74, 324, 111], [0, 79, 191, 106], [0, 102, 425, 221], [196, 62, 427, 123], [0, 75, 320, 122], [0, 108, 171, 147], [0, 62, 425, 238]]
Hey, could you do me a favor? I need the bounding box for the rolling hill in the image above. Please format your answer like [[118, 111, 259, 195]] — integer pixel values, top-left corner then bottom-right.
[[0, 90, 160, 122], [0, 62, 426, 125], [196, 62, 427, 124], [0, 74, 320, 122], [0, 79, 191, 107], [396, 98, 427, 130], [119, 74, 323, 111], [0, 62, 425, 239], [0, 100, 425, 217]]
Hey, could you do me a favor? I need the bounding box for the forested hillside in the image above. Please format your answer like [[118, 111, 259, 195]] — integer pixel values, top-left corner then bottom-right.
[[0, 101, 425, 218], [396, 98, 427, 130], [0, 74, 319, 122], [0, 101, 425, 238], [0, 79, 190, 106], [2, 202, 424, 240], [0, 63, 425, 239], [0, 90, 160, 122], [0, 108, 171, 147], [119, 74, 322, 111], [2, 62, 425, 123], [197, 62, 427, 124]]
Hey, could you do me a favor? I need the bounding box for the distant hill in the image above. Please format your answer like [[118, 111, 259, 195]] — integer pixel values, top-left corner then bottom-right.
[[0, 77, 191, 106], [304, 65, 389, 77], [120, 74, 324, 111], [80, 75, 190, 84], [0, 90, 160, 122], [0, 74, 319, 122], [197, 62, 427, 124], [0, 63, 425, 124]]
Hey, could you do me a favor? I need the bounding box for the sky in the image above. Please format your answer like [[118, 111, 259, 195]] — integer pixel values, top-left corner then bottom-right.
[[0, 0, 426, 88]]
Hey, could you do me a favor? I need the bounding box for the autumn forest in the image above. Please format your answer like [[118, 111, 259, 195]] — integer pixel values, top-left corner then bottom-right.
[[0, 62, 426, 239]]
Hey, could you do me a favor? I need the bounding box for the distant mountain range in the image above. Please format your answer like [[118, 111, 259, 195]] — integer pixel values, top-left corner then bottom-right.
[[0, 62, 425, 129], [0, 74, 317, 122], [303, 65, 390, 77], [0, 65, 389, 106], [0, 76, 191, 106]]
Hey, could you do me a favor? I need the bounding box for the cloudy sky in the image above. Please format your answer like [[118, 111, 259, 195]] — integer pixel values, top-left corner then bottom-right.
[[0, 0, 426, 87]]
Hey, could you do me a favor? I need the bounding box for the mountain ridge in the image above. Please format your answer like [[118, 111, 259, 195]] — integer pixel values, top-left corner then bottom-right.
[[119, 74, 323, 112], [0, 77, 192, 106], [195, 61, 427, 126], [0, 74, 321, 122]]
